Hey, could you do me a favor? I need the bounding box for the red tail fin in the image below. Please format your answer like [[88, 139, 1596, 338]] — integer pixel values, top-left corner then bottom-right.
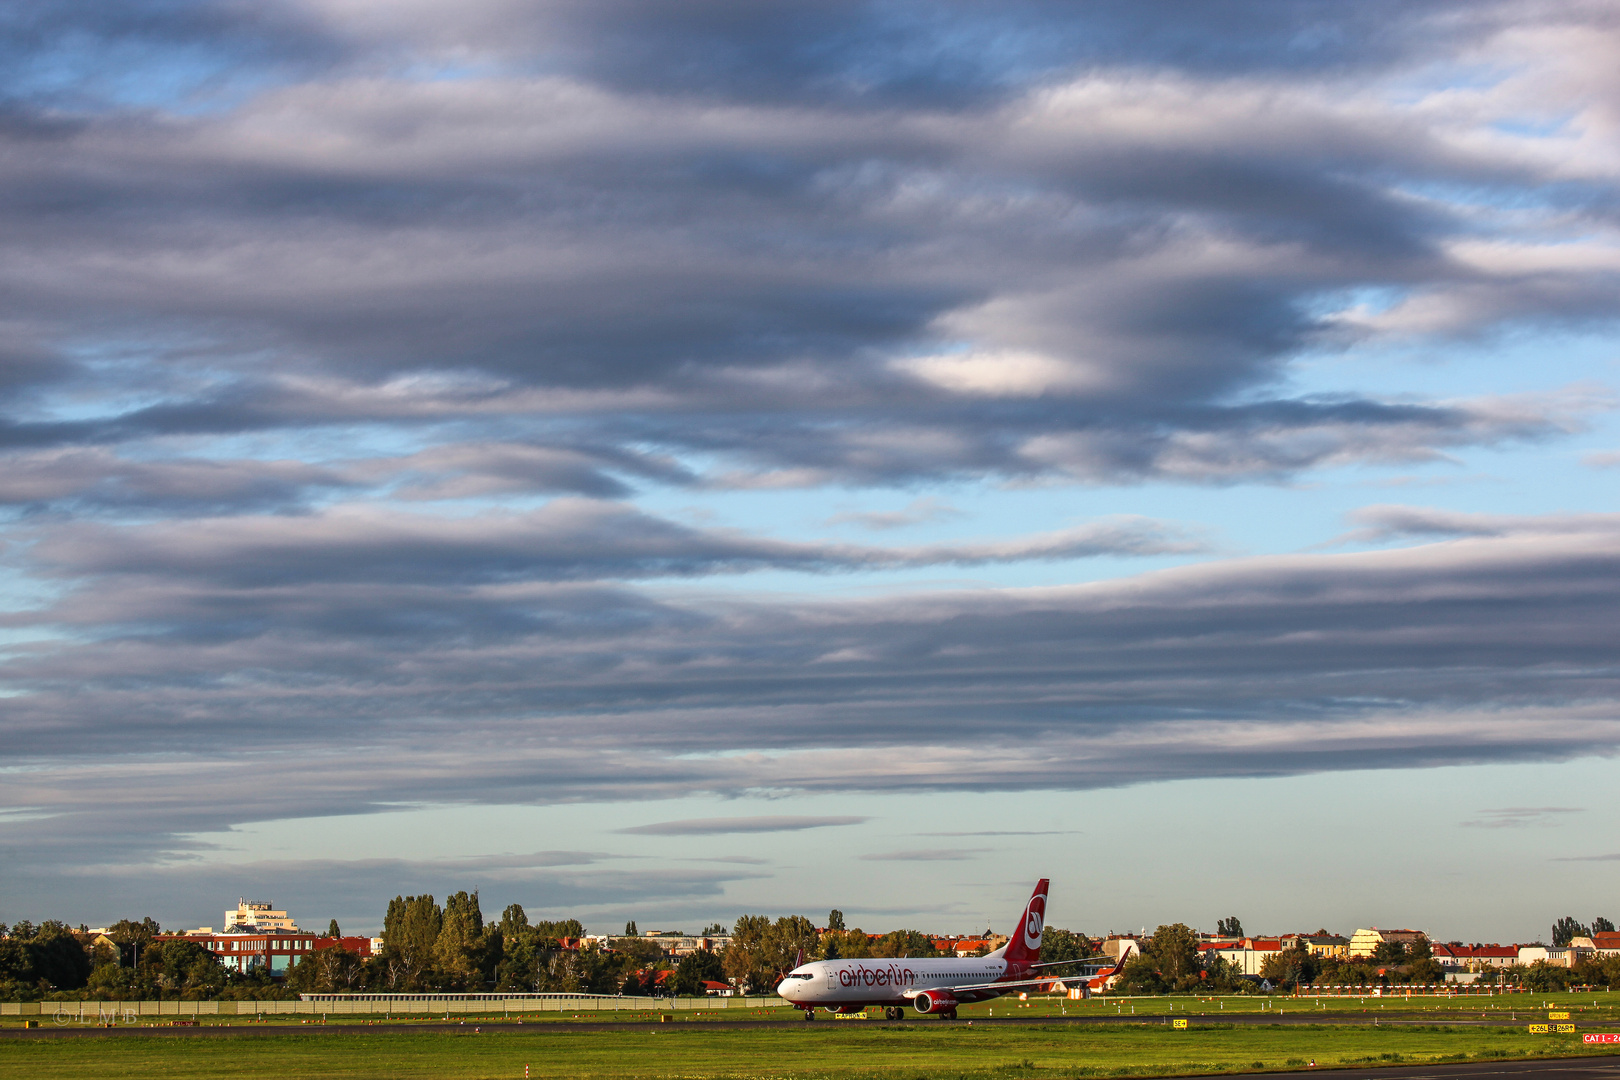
[[998, 878, 1049, 967]]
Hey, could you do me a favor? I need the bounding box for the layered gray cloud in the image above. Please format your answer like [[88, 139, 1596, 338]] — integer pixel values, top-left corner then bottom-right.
[[2, 2, 1619, 918], [0, 2, 1613, 495], [4, 511, 1618, 876], [1461, 807, 1584, 829], [14, 501, 1198, 589], [619, 816, 868, 836], [859, 849, 987, 862]]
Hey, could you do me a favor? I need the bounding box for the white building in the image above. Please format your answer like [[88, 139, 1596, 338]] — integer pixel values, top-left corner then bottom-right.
[[1518, 944, 1592, 968], [1347, 927, 1424, 958], [224, 899, 300, 932]]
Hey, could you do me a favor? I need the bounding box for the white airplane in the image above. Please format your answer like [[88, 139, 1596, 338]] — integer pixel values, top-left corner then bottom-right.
[[775, 878, 1094, 1019]]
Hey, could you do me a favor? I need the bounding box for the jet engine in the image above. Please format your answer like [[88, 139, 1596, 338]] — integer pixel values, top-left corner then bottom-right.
[[912, 990, 959, 1014]]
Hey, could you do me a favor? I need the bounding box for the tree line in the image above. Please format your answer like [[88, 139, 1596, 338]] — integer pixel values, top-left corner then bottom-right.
[[13, 901, 1606, 1001], [1115, 917, 1620, 995], [0, 917, 287, 1002], [0, 900, 1095, 1001]]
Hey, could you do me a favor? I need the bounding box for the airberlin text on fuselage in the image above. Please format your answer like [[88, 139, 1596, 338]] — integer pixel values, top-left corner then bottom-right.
[[837, 964, 917, 988]]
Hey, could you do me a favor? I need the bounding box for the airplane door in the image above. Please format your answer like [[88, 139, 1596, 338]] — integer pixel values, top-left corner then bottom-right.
[[828, 967, 836, 990]]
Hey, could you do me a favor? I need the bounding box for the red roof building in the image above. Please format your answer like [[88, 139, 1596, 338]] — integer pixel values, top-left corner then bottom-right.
[[312, 935, 375, 959], [166, 929, 322, 976], [1431, 944, 1519, 969]]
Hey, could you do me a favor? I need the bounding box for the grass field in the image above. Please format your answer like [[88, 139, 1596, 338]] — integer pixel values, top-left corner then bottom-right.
[[2, 1020, 1617, 1080], [6, 989, 1616, 1029], [4, 991, 1618, 1080]]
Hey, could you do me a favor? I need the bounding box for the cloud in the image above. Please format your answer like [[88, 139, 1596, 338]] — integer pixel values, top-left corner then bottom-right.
[[619, 816, 869, 836], [3, 0, 1620, 918], [919, 830, 1078, 837], [4, 511, 1620, 890], [858, 849, 989, 861], [1460, 807, 1584, 829], [0, 6, 1610, 492], [826, 498, 964, 531], [18, 501, 1201, 588], [1335, 504, 1620, 545]]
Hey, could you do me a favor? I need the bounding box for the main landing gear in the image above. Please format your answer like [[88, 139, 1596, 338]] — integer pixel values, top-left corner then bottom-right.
[[883, 1007, 905, 1020]]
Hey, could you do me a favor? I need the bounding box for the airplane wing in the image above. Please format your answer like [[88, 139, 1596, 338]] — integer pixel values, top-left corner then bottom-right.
[[1024, 953, 1109, 970], [901, 975, 1077, 998]]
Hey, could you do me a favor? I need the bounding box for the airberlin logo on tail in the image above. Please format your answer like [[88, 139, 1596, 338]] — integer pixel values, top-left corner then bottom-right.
[[1023, 894, 1046, 950]]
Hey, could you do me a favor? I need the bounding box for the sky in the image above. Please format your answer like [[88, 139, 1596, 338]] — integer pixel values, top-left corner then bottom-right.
[[1, 0, 1618, 943]]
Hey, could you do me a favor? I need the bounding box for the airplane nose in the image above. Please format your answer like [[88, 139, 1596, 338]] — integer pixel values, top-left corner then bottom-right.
[[776, 977, 797, 999]]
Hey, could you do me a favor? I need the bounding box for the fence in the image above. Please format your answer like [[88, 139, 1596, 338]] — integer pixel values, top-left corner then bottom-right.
[[5, 995, 786, 1021]]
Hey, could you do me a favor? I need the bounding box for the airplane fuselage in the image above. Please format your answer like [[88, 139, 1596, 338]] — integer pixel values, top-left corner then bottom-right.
[[776, 955, 1026, 1009]]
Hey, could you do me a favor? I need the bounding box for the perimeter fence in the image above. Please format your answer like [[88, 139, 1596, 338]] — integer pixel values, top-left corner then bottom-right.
[[5, 994, 787, 1024]]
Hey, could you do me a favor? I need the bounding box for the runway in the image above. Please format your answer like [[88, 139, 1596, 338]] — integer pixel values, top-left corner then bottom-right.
[[2, 1009, 1613, 1038], [1217, 1059, 1620, 1080]]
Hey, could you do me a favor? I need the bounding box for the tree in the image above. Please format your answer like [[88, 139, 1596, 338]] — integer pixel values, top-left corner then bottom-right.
[[1553, 916, 1591, 946], [1040, 928, 1094, 966], [531, 918, 585, 942], [1595, 917, 1616, 934], [614, 937, 666, 966], [437, 890, 486, 980], [625, 921, 638, 936], [1373, 938, 1408, 964], [290, 944, 365, 993], [500, 904, 529, 941], [826, 909, 845, 931], [31, 922, 92, 992], [141, 939, 226, 998], [107, 918, 162, 968], [327, 919, 342, 939], [1260, 941, 1317, 989], [701, 923, 727, 937], [723, 915, 818, 992], [1143, 924, 1202, 989], [1117, 953, 1165, 994], [819, 928, 870, 960], [1216, 917, 1244, 938], [382, 895, 442, 986], [670, 948, 726, 996], [871, 929, 940, 958]]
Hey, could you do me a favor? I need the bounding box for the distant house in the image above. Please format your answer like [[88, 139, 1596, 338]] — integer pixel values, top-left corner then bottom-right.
[[613, 932, 728, 957], [1213, 938, 1284, 976], [1282, 932, 1348, 959], [1518, 944, 1592, 968], [168, 928, 322, 976], [312, 935, 375, 959], [1575, 933, 1620, 956], [1347, 928, 1424, 957], [1098, 936, 1141, 963], [1432, 943, 1518, 971], [931, 936, 998, 957]]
